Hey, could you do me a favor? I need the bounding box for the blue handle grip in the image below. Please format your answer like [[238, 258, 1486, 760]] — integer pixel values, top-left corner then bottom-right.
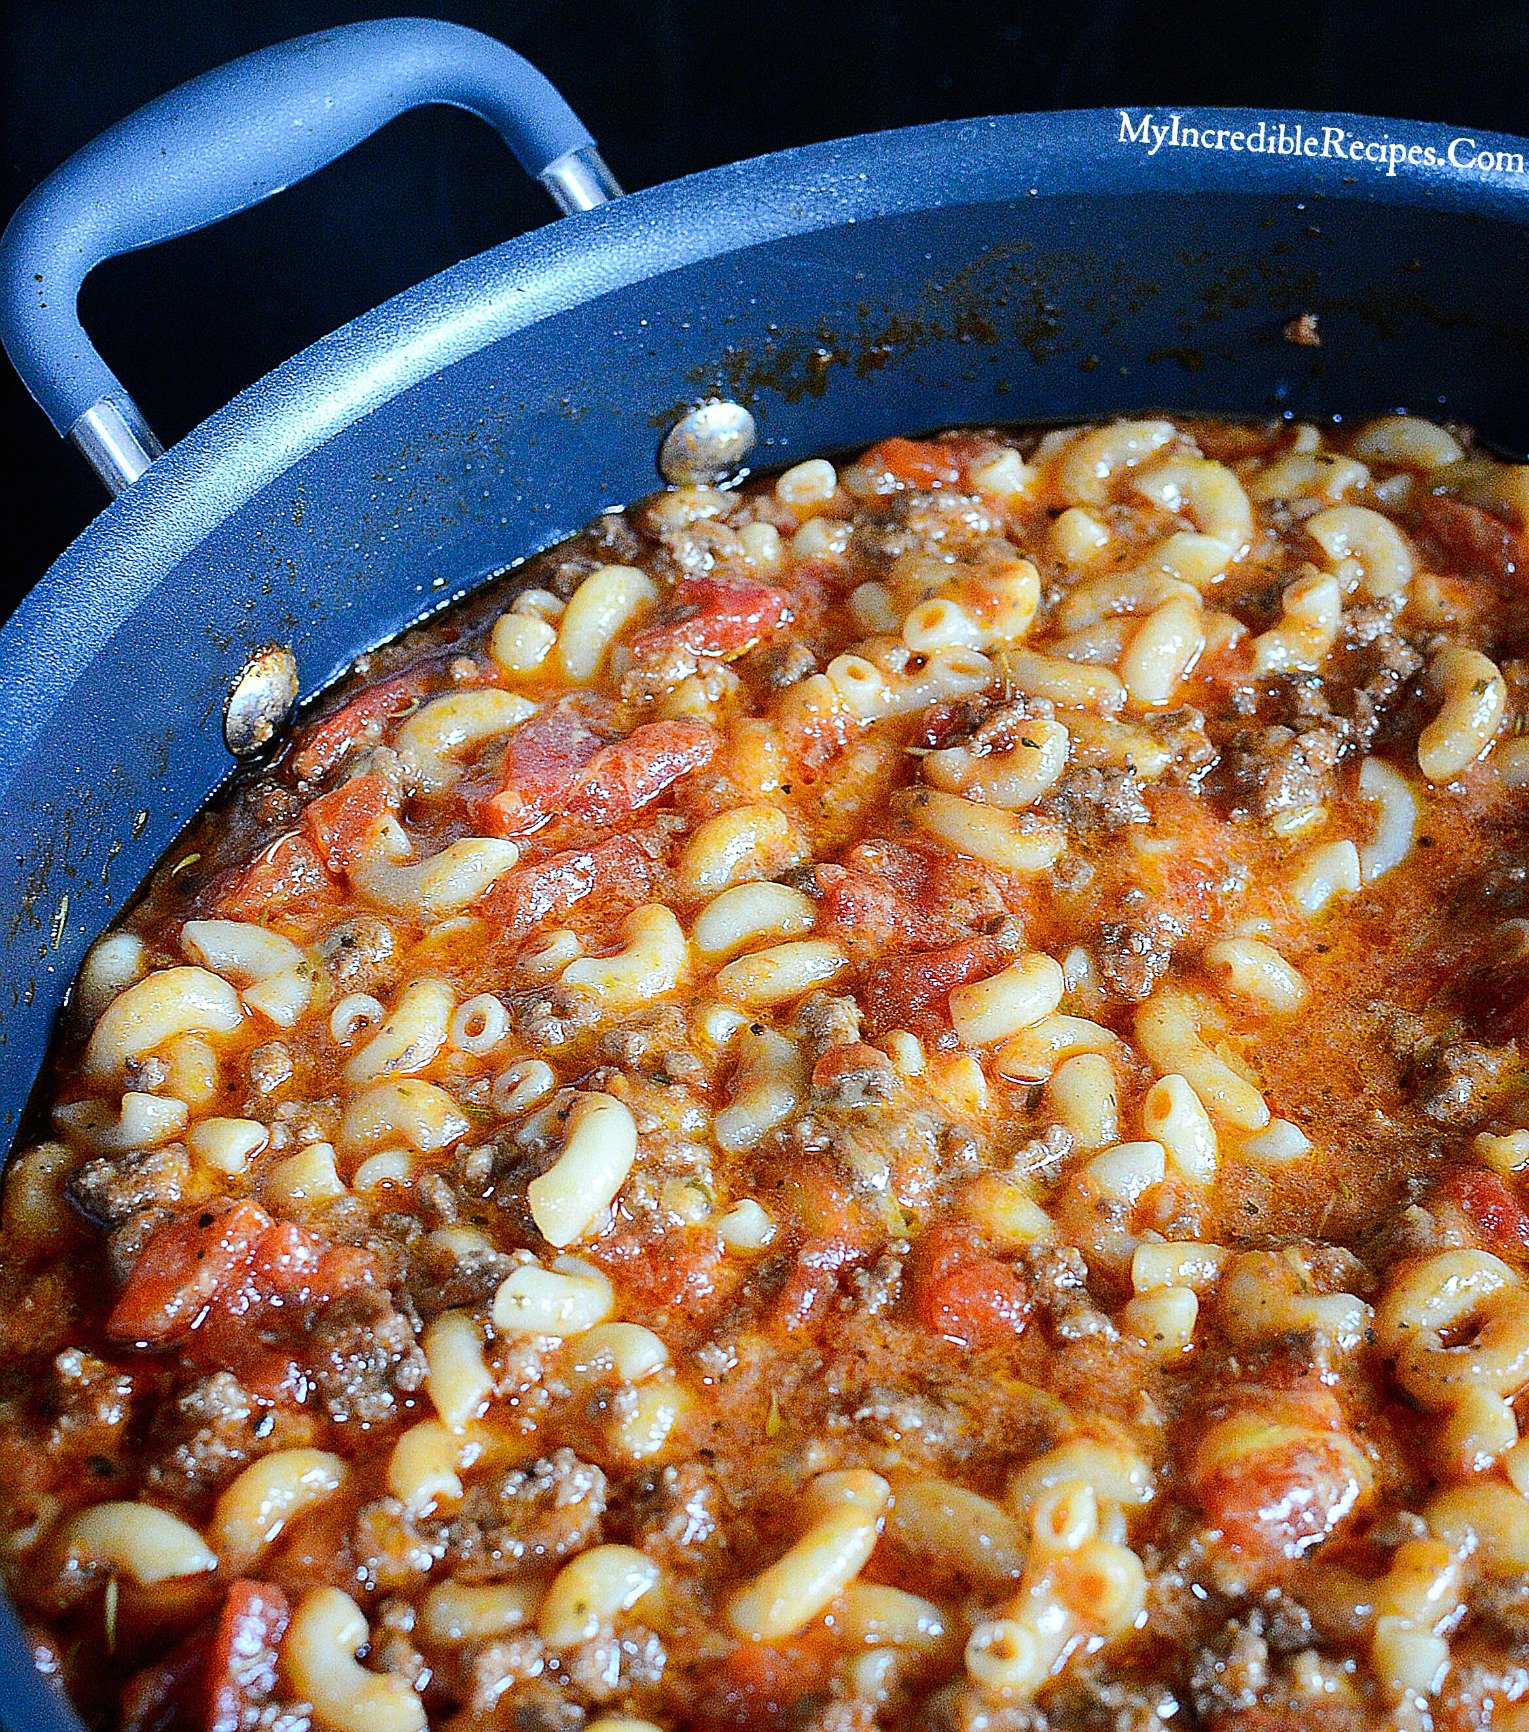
[[0, 17, 603, 442]]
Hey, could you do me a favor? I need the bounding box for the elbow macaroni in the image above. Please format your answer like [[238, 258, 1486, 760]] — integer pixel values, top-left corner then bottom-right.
[[283, 1587, 426, 1732], [728, 1471, 890, 1639], [527, 1091, 639, 1248], [1417, 646, 1507, 781]]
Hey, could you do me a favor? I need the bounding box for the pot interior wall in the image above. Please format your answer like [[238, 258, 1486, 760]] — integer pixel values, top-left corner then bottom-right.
[[3, 182, 1527, 1155]]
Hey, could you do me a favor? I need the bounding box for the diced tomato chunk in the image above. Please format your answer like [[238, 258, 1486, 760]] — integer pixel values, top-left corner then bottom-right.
[[211, 1226, 373, 1324], [479, 705, 715, 838], [594, 1227, 728, 1324], [477, 698, 610, 837], [246, 1220, 327, 1297], [290, 671, 422, 782], [629, 576, 794, 661], [206, 1580, 290, 1732], [486, 846, 605, 936], [121, 1627, 210, 1732], [117, 1210, 376, 1399], [107, 1205, 377, 1350], [301, 772, 393, 875], [107, 1202, 274, 1347], [482, 832, 657, 940], [908, 1223, 1030, 1348], [234, 1350, 311, 1407], [814, 861, 913, 946], [1191, 1391, 1369, 1572], [810, 1041, 896, 1094], [860, 936, 1003, 1037], [917, 1259, 1030, 1348], [564, 718, 718, 825], [693, 1640, 835, 1732], [815, 840, 1009, 951], [1438, 1166, 1529, 1248], [862, 436, 964, 488], [310, 1243, 380, 1298], [1419, 495, 1527, 583], [120, 1579, 291, 1732], [1130, 791, 1236, 943], [776, 1162, 864, 1242], [774, 1237, 865, 1332], [860, 435, 965, 488], [210, 830, 332, 922]]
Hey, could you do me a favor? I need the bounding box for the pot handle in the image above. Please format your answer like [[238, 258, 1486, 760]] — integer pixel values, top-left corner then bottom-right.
[[0, 17, 620, 495]]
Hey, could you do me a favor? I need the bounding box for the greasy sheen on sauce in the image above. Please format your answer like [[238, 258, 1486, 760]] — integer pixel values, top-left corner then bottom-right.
[[5, 416, 1529, 1732]]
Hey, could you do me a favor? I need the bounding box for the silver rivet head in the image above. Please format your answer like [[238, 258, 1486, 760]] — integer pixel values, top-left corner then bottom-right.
[[224, 644, 299, 759], [658, 400, 757, 486]]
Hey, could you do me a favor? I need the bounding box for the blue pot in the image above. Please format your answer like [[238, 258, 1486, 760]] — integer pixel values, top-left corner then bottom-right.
[[0, 20, 1527, 1729]]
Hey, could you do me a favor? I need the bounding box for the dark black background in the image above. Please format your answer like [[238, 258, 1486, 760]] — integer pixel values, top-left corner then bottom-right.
[[3, 0, 1528, 603]]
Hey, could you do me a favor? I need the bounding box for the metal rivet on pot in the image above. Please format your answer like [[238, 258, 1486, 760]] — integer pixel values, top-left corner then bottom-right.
[[224, 645, 300, 759], [658, 400, 757, 486]]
